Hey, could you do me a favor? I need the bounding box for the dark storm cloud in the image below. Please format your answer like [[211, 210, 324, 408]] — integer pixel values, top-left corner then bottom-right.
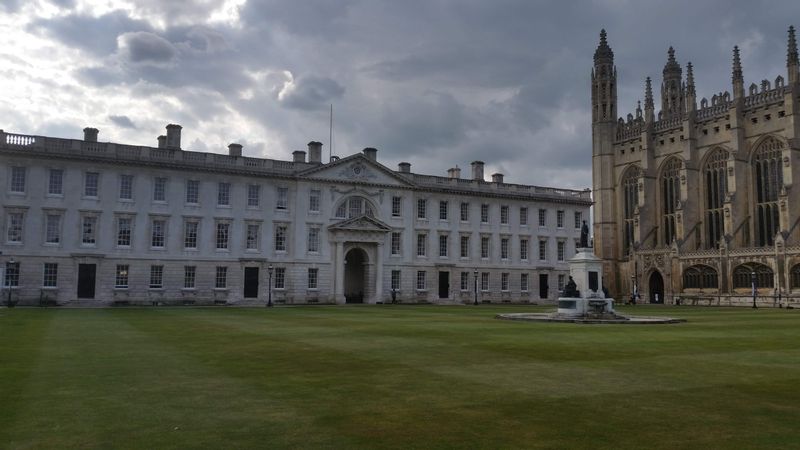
[[279, 76, 345, 110], [109, 115, 137, 129], [18, 0, 800, 188], [119, 31, 177, 64]]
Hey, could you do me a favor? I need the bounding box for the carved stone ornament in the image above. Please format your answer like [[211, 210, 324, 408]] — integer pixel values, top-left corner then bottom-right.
[[338, 162, 377, 181], [784, 156, 791, 167], [680, 174, 686, 185], [724, 207, 730, 217]]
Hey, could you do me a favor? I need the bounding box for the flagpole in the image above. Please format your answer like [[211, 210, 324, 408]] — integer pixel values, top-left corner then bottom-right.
[[329, 104, 333, 163]]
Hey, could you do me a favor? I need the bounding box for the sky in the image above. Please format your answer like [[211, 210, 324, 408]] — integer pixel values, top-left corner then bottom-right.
[[1, 0, 799, 189]]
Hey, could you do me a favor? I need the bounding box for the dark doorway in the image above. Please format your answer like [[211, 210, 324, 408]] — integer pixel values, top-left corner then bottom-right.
[[649, 271, 665, 304], [345, 248, 367, 303], [244, 267, 259, 298], [438, 271, 450, 299], [539, 274, 549, 299], [77, 264, 96, 299]]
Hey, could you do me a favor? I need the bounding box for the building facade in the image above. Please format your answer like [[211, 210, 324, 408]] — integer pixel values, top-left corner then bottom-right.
[[592, 28, 800, 306], [1, 125, 590, 306]]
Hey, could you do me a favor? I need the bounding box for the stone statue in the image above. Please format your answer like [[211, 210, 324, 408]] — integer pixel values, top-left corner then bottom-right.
[[580, 220, 589, 248], [564, 276, 579, 298]]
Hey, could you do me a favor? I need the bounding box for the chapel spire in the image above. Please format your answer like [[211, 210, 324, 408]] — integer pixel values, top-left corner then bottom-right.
[[788, 26, 799, 84], [732, 45, 745, 99], [591, 29, 617, 123], [686, 62, 696, 112], [644, 76, 655, 123], [661, 47, 684, 119]]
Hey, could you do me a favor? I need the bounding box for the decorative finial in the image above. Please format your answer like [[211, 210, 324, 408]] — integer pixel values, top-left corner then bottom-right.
[[668, 46, 675, 62], [645, 76, 654, 107], [732, 45, 743, 82], [663, 47, 681, 75], [594, 28, 614, 63], [686, 62, 696, 94], [788, 26, 798, 66]]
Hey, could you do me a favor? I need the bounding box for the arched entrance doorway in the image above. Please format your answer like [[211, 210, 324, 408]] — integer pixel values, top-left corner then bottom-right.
[[648, 271, 664, 304], [344, 248, 367, 303]]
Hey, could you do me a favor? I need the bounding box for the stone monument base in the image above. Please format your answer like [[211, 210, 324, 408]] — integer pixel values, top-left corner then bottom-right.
[[556, 297, 616, 318]]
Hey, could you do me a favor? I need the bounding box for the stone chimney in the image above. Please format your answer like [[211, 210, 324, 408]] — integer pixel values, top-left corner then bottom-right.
[[447, 167, 461, 179], [293, 150, 306, 163], [83, 127, 99, 142], [165, 124, 182, 149], [398, 162, 411, 173], [471, 161, 485, 181], [362, 147, 377, 161], [307, 141, 322, 164], [157, 135, 166, 148], [492, 173, 504, 183], [228, 143, 243, 157]]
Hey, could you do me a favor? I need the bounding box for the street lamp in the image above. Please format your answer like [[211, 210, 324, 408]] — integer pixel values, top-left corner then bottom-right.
[[631, 274, 636, 305], [751, 271, 757, 309], [267, 264, 274, 308], [473, 268, 479, 306]]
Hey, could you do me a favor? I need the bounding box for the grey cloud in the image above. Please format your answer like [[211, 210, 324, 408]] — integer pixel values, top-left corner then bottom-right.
[[29, 10, 152, 57], [0, 0, 22, 13], [109, 115, 137, 129], [279, 76, 345, 110], [118, 32, 177, 65]]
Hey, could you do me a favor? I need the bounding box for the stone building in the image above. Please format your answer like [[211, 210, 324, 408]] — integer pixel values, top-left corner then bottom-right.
[[1, 125, 590, 306], [592, 27, 800, 306]]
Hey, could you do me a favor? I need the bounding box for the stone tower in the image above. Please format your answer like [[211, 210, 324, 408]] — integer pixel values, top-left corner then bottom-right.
[[591, 27, 800, 306], [591, 29, 620, 296]]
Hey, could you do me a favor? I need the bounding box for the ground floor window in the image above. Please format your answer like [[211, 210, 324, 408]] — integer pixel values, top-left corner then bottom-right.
[[42, 263, 58, 287], [274, 268, 286, 289], [732, 263, 773, 289], [481, 272, 489, 291], [307, 268, 318, 289], [558, 274, 565, 292], [391, 270, 401, 291], [115, 265, 129, 288], [4, 262, 20, 287], [682, 265, 718, 289], [501, 273, 509, 291], [792, 264, 800, 289], [460, 272, 469, 291], [149, 265, 163, 289], [416, 271, 426, 290], [215, 266, 228, 289], [184, 266, 196, 289], [520, 273, 529, 292]]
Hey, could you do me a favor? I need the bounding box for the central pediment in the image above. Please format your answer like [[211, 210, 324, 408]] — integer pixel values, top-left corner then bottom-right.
[[299, 154, 413, 187], [328, 215, 392, 233]]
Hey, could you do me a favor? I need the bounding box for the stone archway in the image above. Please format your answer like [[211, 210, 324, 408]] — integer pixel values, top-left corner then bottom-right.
[[344, 248, 368, 303], [649, 270, 665, 304]]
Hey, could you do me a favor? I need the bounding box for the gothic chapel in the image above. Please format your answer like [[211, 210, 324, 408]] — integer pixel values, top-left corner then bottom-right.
[[592, 28, 800, 306]]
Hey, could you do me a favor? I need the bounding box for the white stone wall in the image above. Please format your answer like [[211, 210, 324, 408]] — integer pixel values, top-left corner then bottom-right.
[[1, 151, 590, 306]]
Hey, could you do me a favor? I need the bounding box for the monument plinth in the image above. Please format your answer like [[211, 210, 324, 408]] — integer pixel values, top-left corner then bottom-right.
[[556, 248, 617, 318]]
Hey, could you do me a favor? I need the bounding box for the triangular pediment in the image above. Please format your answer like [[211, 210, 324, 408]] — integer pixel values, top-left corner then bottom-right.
[[328, 214, 392, 232], [299, 153, 414, 186]]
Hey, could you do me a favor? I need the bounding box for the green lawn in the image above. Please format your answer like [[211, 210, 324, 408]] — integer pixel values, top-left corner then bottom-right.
[[1, 305, 799, 449]]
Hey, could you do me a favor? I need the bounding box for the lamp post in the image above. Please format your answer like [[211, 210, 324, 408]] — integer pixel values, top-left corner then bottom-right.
[[473, 268, 479, 306], [6, 258, 14, 308], [267, 264, 274, 308], [630, 274, 636, 305], [751, 271, 757, 309]]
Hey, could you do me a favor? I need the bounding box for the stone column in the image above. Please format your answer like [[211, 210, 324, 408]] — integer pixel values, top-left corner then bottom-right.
[[335, 241, 345, 304], [374, 243, 384, 303]]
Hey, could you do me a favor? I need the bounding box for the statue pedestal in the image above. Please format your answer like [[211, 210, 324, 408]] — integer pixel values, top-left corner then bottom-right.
[[557, 248, 615, 317]]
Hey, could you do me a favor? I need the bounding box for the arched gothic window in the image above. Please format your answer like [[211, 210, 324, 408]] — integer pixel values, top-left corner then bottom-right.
[[791, 264, 800, 289], [660, 158, 682, 246], [732, 263, 774, 289], [682, 265, 718, 289], [621, 166, 640, 255], [334, 196, 375, 219], [704, 149, 729, 249], [753, 137, 783, 246]]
